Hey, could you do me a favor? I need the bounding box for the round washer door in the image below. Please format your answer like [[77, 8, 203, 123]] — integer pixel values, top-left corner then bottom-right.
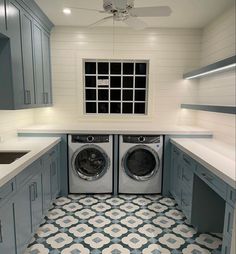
[[72, 145, 110, 181], [122, 145, 160, 181]]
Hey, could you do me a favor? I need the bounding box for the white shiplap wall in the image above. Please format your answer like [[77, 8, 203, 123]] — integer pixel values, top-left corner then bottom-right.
[[0, 109, 35, 141], [195, 8, 235, 145], [34, 27, 201, 126]]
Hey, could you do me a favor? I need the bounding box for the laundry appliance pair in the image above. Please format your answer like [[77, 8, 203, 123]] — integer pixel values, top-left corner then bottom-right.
[[68, 134, 163, 194]]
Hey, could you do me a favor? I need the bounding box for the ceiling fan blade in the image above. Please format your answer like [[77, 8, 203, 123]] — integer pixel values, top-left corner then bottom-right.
[[88, 16, 113, 28], [130, 6, 172, 17], [123, 17, 147, 30], [68, 6, 106, 13]]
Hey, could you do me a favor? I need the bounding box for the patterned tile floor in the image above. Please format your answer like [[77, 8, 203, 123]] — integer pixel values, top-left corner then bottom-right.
[[25, 194, 222, 254]]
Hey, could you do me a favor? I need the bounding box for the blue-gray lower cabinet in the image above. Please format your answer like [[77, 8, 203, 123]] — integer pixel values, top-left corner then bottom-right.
[[0, 143, 60, 254], [0, 201, 16, 254], [170, 142, 236, 254]]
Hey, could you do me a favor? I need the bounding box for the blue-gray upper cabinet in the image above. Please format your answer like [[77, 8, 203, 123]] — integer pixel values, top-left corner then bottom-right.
[[0, 201, 16, 254], [6, 1, 25, 108], [0, 0, 7, 34], [33, 22, 45, 105], [0, 0, 53, 109], [42, 31, 52, 105], [20, 9, 35, 106]]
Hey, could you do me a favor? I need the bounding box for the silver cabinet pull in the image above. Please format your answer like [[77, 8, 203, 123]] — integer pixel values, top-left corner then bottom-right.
[[43, 92, 49, 104], [0, 220, 3, 243], [30, 183, 36, 201], [24, 90, 31, 104], [34, 182, 38, 199], [183, 156, 191, 165]]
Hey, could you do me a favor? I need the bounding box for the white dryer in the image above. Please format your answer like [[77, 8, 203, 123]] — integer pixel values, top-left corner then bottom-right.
[[119, 135, 163, 194], [69, 134, 113, 193]]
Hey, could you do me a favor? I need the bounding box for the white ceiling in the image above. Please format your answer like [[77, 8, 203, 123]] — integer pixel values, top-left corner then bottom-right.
[[35, 0, 234, 28]]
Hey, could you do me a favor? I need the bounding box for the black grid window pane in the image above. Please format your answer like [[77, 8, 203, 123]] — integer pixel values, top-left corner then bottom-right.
[[86, 102, 96, 113], [98, 102, 109, 113], [135, 77, 146, 88], [111, 63, 121, 74], [136, 63, 147, 75], [135, 90, 146, 101], [98, 90, 109, 100], [110, 76, 121, 88], [86, 89, 96, 100], [123, 63, 134, 74], [135, 103, 145, 114], [123, 90, 133, 101], [110, 90, 121, 101], [123, 103, 133, 114], [98, 62, 109, 74], [85, 62, 96, 74], [123, 76, 133, 88], [85, 76, 96, 87], [111, 103, 121, 113]]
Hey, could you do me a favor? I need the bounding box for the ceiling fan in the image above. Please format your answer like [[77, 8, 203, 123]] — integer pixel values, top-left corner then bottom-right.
[[68, 0, 172, 30]]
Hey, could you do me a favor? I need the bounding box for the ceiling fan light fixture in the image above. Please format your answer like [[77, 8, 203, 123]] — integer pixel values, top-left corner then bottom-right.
[[63, 8, 71, 15]]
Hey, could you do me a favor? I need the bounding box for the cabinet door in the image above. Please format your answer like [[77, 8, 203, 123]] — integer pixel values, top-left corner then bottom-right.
[[33, 22, 44, 105], [7, 1, 25, 108], [0, 201, 16, 254], [170, 146, 181, 205], [42, 31, 52, 105], [15, 182, 32, 254], [50, 159, 59, 199], [42, 159, 51, 213], [21, 11, 35, 106], [30, 173, 43, 232], [0, 0, 6, 34]]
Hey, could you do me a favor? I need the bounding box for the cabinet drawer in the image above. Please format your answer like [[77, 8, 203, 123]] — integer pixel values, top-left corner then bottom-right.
[[0, 179, 16, 205], [227, 186, 236, 207], [223, 203, 234, 240], [196, 165, 227, 199]]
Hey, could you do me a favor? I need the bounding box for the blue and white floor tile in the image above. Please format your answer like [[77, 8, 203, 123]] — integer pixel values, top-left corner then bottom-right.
[[25, 195, 222, 254]]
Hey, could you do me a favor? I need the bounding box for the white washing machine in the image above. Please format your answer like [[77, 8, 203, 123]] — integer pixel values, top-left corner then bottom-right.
[[119, 135, 163, 194], [69, 134, 113, 193]]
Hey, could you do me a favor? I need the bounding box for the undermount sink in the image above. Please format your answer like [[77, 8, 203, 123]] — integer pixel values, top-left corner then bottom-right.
[[0, 151, 29, 164]]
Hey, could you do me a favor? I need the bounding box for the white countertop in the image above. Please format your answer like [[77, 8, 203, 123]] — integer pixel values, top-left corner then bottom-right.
[[171, 138, 236, 188], [0, 137, 61, 188], [18, 123, 213, 135]]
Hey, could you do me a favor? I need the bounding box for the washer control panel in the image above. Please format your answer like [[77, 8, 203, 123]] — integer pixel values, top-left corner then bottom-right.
[[71, 135, 110, 143]]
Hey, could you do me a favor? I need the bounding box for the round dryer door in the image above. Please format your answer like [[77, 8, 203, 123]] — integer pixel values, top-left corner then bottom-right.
[[122, 145, 160, 181], [72, 145, 110, 181]]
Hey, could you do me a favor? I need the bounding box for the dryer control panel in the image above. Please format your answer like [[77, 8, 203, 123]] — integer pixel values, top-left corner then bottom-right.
[[123, 135, 161, 144]]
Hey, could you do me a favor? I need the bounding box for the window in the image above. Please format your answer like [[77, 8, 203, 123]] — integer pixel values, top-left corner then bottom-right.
[[84, 60, 149, 115]]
